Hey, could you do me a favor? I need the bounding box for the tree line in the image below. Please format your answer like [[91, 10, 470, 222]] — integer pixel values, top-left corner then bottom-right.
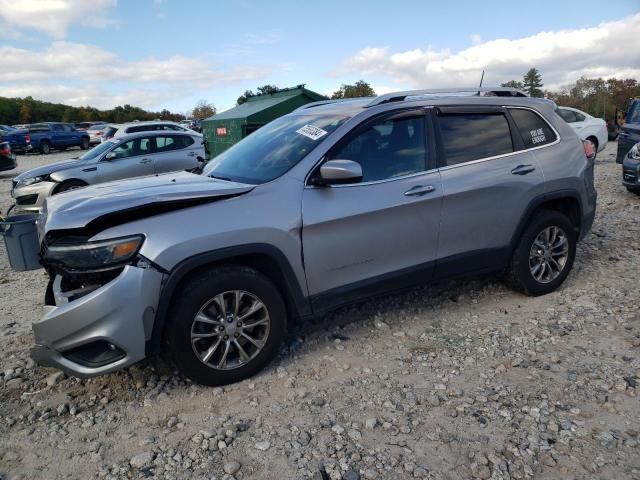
[[0, 96, 186, 125], [503, 68, 640, 121]]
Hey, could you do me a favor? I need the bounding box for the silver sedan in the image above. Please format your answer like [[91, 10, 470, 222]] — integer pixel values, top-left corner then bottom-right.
[[11, 130, 205, 212]]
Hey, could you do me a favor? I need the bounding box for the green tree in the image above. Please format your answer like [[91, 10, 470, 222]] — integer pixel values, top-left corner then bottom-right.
[[501, 80, 524, 90], [523, 68, 544, 97], [18, 103, 31, 124], [331, 80, 376, 99], [237, 85, 284, 105], [192, 99, 216, 119]]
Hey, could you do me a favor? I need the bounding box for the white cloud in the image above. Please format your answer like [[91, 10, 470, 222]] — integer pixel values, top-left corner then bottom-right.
[[0, 41, 275, 110], [0, 41, 274, 87], [0, 0, 117, 38], [333, 14, 640, 91]]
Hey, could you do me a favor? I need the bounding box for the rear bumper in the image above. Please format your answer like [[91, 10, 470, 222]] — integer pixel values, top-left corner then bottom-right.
[[31, 265, 165, 377]]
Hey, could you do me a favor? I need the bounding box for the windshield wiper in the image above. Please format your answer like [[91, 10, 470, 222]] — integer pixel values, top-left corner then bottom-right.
[[209, 175, 233, 181]]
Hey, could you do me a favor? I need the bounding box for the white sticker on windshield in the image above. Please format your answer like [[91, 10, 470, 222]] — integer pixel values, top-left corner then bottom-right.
[[296, 124, 328, 141]]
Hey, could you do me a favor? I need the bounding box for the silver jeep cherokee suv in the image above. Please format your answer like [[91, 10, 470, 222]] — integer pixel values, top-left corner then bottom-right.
[[29, 87, 597, 386]]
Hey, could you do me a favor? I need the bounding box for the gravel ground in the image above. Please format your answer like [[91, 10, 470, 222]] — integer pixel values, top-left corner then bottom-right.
[[0, 142, 639, 480]]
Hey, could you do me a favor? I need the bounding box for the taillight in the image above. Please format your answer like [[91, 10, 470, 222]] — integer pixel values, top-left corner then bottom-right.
[[583, 140, 595, 160], [0, 144, 11, 155], [25, 134, 30, 143], [96, 131, 102, 136]]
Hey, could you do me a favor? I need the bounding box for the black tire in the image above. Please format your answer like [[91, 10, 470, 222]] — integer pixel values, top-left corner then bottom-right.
[[165, 266, 287, 386], [505, 210, 577, 296], [39, 142, 50, 155], [80, 137, 90, 150], [626, 186, 640, 196], [53, 179, 87, 194]]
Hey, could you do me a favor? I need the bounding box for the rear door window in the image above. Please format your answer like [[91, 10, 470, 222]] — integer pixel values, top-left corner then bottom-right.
[[436, 113, 513, 166], [509, 108, 557, 149]]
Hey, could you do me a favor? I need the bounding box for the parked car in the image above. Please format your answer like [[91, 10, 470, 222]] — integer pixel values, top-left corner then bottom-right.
[[0, 142, 16, 172], [11, 130, 204, 212], [555, 106, 607, 157], [87, 125, 107, 145], [19, 87, 596, 386], [617, 98, 640, 164], [100, 121, 196, 143], [74, 121, 107, 131], [621, 141, 640, 195], [0, 125, 32, 153], [28, 123, 90, 154]]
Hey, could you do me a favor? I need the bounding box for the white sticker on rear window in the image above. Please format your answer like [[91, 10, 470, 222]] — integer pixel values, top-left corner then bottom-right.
[[530, 128, 546, 144], [296, 124, 328, 141]]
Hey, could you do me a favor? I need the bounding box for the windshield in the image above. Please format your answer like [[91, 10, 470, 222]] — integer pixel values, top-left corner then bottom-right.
[[77, 140, 117, 161], [203, 114, 349, 184]]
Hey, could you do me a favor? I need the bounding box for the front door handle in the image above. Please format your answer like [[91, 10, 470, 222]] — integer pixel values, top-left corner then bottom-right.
[[618, 132, 630, 137], [511, 164, 536, 175], [188, 151, 197, 157], [139, 158, 152, 164], [404, 185, 435, 196]]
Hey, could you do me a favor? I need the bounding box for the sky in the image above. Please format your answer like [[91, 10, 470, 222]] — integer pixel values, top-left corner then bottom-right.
[[0, 0, 639, 115]]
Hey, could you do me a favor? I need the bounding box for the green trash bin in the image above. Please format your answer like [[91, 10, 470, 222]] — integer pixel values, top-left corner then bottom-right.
[[0, 214, 42, 271]]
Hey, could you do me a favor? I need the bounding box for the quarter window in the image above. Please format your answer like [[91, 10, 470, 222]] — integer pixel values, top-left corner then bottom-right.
[[331, 114, 427, 182], [510, 108, 557, 149], [437, 113, 513, 166]]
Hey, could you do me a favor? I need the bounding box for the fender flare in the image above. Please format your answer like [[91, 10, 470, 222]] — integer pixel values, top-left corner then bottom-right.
[[509, 189, 584, 251], [146, 243, 311, 356]]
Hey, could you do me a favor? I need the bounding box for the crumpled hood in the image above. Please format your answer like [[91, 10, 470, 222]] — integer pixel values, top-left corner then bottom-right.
[[14, 158, 86, 181], [41, 171, 255, 233]]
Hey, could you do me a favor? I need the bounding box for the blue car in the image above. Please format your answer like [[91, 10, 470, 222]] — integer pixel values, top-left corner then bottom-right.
[[616, 98, 640, 164], [0, 125, 32, 153]]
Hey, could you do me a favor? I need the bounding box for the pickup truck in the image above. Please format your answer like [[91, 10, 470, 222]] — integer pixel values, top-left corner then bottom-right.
[[28, 122, 90, 154], [616, 98, 640, 163], [0, 125, 32, 153]]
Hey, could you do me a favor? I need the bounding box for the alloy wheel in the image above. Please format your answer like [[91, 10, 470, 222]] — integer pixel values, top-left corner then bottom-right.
[[528, 226, 569, 284], [190, 290, 270, 370]]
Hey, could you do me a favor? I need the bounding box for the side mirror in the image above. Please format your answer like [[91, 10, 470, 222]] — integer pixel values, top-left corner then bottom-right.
[[105, 152, 116, 161], [318, 159, 363, 185]]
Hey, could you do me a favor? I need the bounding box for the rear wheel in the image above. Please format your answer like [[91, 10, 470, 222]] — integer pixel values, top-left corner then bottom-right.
[[505, 210, 577, 296], [165, 266, 287, 386], [39, 142, 50, 155], [626, 186, 640, 196]]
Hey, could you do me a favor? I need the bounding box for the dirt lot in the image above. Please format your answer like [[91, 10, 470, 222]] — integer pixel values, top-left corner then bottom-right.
[[0, 142, 639, 480]]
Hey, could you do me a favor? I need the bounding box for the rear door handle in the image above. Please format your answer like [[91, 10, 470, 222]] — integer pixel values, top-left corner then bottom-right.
[[139, 158, 152, 164], [404, 185, 435, 196], [511, 164, 535, 175]]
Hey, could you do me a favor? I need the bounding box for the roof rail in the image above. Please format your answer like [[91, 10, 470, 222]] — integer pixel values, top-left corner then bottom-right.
[[293, 97, 372, 112], [366, 87, 527, 107]]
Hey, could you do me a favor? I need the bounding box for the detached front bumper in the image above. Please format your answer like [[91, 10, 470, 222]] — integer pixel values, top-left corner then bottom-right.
[[11, 181, 57, 212], [31, 265, 165, 377]]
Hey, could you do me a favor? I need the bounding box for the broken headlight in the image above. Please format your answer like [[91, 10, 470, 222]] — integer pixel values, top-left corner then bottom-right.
[[44, 235, 144, 271]]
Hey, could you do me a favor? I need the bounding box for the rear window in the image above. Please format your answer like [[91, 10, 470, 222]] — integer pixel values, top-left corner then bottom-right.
[[103, 127, 118, 137], [126, 125, 151, 134], [436, 113, 514, 166], [510, 108, 557, 149]]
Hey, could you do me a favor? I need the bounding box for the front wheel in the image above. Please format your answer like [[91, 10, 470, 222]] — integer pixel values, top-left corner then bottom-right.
[[54, 179, 87, 194], [80, 137, 90, 150], [505, 210, 577, 296], [626, 186, 640, 196], [165, 266, 287, 386]]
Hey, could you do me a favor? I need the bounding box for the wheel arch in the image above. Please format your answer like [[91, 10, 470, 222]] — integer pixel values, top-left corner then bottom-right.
[[51, 178, 89, 193], [510, 191, 583, 253], [147, 244, 311, 357]]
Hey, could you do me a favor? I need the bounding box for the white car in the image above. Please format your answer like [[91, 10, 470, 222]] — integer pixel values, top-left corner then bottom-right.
[[556, 106, 607, 156], [101, 121, 198, 142]]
